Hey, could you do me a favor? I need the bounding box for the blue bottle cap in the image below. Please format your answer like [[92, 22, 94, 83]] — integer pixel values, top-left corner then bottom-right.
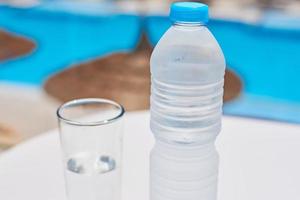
[[169, 2, 209, 24]]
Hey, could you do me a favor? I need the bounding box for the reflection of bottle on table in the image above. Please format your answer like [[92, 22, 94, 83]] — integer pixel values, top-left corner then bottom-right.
[[150, 2, 225, 200]]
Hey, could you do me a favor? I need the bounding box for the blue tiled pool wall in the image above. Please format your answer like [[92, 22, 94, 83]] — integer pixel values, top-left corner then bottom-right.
[[1, 4, 300, 123]]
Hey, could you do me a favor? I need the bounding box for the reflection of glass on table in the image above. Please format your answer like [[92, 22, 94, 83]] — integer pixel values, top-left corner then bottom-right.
[[57, 98, 124, 200]]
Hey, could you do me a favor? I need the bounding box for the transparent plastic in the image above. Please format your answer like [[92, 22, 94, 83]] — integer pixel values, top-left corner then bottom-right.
[[150, 141, 219, 200], [150, 23, 225, 144], [150, 23, 225, 200]]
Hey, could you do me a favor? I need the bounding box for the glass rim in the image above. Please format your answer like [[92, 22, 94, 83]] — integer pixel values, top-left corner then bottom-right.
[[57, 98, 125, 126]]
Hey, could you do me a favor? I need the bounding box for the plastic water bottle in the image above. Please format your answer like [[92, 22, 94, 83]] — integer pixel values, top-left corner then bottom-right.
[[150, 2, 225, 200]]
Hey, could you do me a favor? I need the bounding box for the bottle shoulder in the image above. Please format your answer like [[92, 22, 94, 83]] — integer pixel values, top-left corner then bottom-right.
[[150, 25, 225, 85], [150, 25, 225, 66], [151, 25, 224, 60]]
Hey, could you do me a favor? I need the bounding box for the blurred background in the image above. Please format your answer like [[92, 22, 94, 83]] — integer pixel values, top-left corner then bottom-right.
[[0, 0, 300, 150]]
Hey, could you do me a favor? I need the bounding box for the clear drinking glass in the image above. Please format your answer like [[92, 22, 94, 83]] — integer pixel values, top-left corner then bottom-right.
[[57, 98, 125, 200]]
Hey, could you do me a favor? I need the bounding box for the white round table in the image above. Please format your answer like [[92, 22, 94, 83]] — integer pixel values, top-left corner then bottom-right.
[[1, 111, 300, 200]]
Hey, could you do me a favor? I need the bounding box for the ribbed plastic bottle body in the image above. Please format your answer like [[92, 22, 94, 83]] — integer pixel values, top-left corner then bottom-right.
[[150, 141, 219, 200], [150, 24, 225, 145]]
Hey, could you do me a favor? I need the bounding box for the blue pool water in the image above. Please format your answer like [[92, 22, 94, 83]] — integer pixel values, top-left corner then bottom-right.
[[0, 5, 141, 84], [1, 4, 300, 123]]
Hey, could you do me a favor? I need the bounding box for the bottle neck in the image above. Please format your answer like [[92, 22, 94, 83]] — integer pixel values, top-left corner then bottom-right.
[[173, 21, 205, 27]]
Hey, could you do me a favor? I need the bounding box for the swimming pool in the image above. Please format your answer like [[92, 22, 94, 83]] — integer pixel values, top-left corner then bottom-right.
[[0, 5, 141, 84], [1, 4, 300, 123]]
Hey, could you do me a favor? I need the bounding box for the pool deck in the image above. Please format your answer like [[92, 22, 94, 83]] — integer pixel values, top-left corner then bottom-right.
[[0, 82, 59, 149]]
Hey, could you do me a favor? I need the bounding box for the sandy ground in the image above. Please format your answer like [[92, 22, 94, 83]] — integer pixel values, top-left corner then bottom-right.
[[0, 82, 60, 150]]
